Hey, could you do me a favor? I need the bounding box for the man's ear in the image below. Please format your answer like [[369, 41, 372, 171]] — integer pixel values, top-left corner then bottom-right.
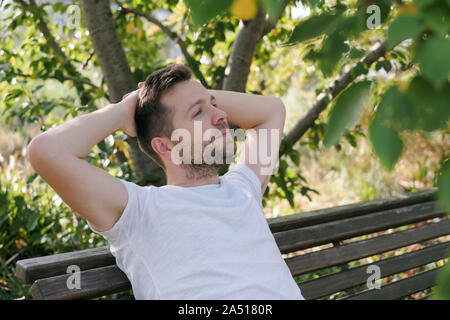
[[151, 137, 172, 159]]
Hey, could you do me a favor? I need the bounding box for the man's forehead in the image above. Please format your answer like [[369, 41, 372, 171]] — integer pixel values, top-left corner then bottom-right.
[[160, 79, 206, 111]]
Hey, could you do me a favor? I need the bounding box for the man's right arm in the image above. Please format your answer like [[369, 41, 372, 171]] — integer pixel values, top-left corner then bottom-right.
[[27, 89, 141, 232]]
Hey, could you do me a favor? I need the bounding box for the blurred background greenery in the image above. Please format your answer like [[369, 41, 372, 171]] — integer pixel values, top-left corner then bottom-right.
[[0, 0, 449, 299]]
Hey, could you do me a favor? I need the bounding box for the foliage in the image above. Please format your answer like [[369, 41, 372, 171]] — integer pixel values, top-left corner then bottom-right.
[[182, 0, 450, 212], [432, 248, 450, 300], [185, 0, 284, 26], [0, 0, 449, 299], [0, 154, 108, 299]]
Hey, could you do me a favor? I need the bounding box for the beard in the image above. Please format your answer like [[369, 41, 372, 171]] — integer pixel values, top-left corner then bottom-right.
[[180, 136, 237, 180]]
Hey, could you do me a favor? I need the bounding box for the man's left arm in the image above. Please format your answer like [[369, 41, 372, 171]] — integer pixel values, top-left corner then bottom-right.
[[208, 89, 286, 195]]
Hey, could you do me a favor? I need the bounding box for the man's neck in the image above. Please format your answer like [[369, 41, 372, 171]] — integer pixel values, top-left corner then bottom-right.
[[166, 164, 220, 187]]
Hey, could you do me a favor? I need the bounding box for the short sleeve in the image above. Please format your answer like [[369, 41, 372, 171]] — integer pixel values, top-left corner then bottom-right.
[[87, 179, 153, 243], [224, 162, 262, 204]]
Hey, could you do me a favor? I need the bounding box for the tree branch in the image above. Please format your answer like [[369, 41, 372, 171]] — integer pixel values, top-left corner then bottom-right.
[[82, 50, 95, 70], [115, 1, 210, 88], [222, 6, 267, 92], [16, 0, 67, 60], [280, 39, 388, 157]]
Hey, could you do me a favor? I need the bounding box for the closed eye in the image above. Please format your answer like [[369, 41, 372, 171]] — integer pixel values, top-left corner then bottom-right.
[[194, 102, 217, 117]]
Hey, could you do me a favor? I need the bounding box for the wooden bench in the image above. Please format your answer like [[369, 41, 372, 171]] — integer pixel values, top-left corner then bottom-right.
[[16, 188, 449, 300]]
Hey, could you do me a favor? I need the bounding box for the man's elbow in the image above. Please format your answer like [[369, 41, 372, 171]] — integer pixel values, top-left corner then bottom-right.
[[273, 96, 286, 118], [26, 136, 57, 172], [27, 137, 43, 171]]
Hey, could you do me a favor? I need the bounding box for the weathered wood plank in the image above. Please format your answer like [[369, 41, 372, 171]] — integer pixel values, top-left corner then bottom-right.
[[16, 246, 115, 285], [275, 201, 446, 253], [268, 188, 437, 232], [343, 267, 441, 300], [299, 242, 449, 300], [286, 219, 450, 276], [30, 265, 131, 300]]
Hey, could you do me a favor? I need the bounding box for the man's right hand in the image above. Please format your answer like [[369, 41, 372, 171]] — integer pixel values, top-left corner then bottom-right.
[[117, 82, 144, 137]]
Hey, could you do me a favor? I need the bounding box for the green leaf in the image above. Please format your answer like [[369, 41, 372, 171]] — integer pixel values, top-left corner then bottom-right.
[[387, 15, 424, 49], [39, 101, 55, 115], [5, 89, 23, 102], [350, 62, 369, 78], [302, 0, 320, 8], [54, 69, 65, 82], [336, 13, 365, 38], [349, 47, 365, 59], [286, 13, 342, 45], [261, 0, 284, 22], [406, 77, 450, 131], [317, 32, 349, 76], [76, 105, 97, 113], [432, 258, 450, 299], [26, 210, 40, 232], [368, 87, 407, 170], [369, 117, 404, 171], [324, 81, 372, 148], [414, 0, 437, 9], [415, 37, 450, 88], [14, 196, 26, 214], [377, 86, 417, 132], [436, 159, 450, 214], [31, 84, 44, 94], [185, 0, 233, 26], [345, 133, 358, 148], [377, 0, 392, 24], [421, 1, 450, 36], [97, 140, 109, 153], [289, 150, 300, 166], [26, 173, 38, 185], [381, 59, 392, 73]]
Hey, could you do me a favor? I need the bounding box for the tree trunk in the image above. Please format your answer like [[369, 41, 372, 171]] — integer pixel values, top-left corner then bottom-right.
[[80, 0, 165, 186], [222, 8, 266, 92]]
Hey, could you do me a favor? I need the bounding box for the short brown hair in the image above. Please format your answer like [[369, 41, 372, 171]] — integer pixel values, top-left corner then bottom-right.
[[135, 64, 193, 170]]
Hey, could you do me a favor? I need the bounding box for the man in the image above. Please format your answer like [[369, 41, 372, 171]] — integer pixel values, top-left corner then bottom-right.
[[27, 64, 304, 300]]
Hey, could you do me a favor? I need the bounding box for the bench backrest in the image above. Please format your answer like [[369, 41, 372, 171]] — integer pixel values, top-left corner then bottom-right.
[[16, 188, 449, 299]]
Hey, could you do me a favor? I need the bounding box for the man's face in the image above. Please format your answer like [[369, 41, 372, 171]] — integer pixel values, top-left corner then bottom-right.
[[160, 80, 235, 167]]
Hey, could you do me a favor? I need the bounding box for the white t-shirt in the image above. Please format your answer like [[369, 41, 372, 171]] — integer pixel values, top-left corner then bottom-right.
[[88, 163, 304, 300]]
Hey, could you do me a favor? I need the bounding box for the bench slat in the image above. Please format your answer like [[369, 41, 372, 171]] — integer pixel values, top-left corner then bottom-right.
[[30, 265, 131, 300], [268, 189, 437, 232], [299, 241, 449, 299], [275, 201, 446, 253], [343, 267, 442, 300], [16, 247, 115, 285], [286, 219, 450, 276]]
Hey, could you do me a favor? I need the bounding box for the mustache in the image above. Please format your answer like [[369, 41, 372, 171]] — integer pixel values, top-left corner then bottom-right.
[[216, 121, 229, 132]]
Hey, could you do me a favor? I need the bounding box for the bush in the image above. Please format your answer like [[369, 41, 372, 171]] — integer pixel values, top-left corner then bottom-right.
[[0, 153, 107, 299]]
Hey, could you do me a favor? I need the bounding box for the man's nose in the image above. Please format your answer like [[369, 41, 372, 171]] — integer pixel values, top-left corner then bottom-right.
[[211, 106, 227, 126]]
